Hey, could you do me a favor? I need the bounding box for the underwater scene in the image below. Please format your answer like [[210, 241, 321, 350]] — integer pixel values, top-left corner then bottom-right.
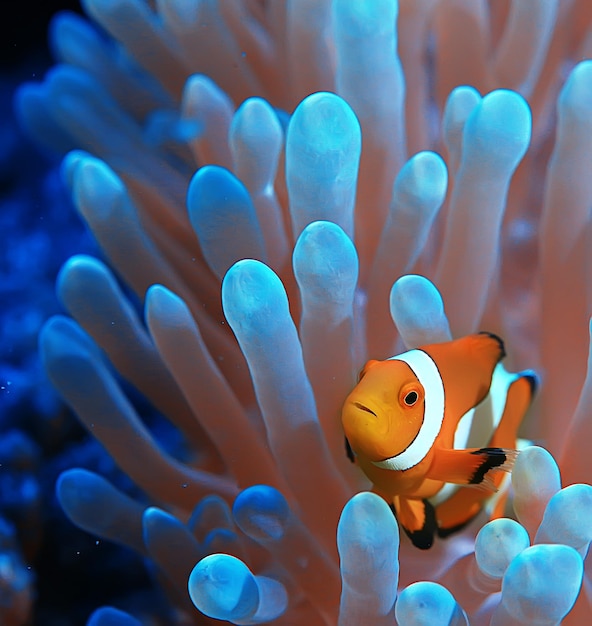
[[2, 0, 592, 624]]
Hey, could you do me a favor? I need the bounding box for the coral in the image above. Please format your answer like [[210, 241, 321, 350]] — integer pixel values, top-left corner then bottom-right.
[[15, 0, 592, 624]]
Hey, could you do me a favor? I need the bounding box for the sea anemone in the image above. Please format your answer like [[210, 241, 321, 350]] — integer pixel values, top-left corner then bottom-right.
[[16, 0, 592, 624]]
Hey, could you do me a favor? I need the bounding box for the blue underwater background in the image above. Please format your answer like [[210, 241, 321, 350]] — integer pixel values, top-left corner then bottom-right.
[[3, 1, 592, 624], [1, 4, 173, 623]]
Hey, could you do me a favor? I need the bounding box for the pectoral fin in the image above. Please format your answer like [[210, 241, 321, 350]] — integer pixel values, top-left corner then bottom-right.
[[390, 496, 437, 550], [427, 447, 518, 491]]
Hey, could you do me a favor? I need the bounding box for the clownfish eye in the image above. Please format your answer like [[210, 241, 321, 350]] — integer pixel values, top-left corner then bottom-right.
[[403, 391, 419, 406]]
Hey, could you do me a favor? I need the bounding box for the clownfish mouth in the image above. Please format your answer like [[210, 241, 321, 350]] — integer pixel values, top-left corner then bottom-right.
[[353, 402, 377, 417]]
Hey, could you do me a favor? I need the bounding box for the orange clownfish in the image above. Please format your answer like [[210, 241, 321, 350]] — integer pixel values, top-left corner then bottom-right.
[[342, 332, 537, 549]]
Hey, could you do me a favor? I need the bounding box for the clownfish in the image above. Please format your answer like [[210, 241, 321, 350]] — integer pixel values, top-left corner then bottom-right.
[[342, 332, 537, 549]]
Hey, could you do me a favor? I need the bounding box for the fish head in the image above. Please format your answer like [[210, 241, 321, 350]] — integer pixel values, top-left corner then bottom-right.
[[342, 359, 425, 463]]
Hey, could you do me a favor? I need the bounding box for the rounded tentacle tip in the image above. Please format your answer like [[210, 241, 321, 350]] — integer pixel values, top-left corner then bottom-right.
[[337, 491, 400, 571], [394, 151, 448, 210], [187, 165, 267, 279], [339, 490, 398, 526], [501, 544, 583, 623], [463, 89, 532, 171], [188, 165, 248, 214], [559, 60, 592, 120], [232, 485, 290, 542], [60, 149, 93, 192], [56, 468, 111, 527], [511, 445, 561, 496], [222, 259, 286, 327], [390, 274, 452, 346], [55, 468, 83, 511], [39, 315, 102, 385], [395, 581, 467, 626], [443, 86, 482, 130], [72, 154, 126, 221], [56, 253, 105, 301], [230, 97, 283, 153], [188, 553, 259, 622], [145, 283, 188, 329], [87, 606, 143, 626], [475, 518, 530, 579], [535, 483, 592, 552], [293, 220, 359, 305], [142, 505, 171, 532], [287, 91, 361, 156]]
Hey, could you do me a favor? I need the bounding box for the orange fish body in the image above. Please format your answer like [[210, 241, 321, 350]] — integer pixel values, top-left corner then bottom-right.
[[342, 332, 536, 549]]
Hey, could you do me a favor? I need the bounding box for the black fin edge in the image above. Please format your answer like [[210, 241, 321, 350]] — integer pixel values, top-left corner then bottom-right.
[[520, 369, 539, 395], [478, 331, 506, 359], [469, 447, 507, 485], [391, 500, 437, 550]]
